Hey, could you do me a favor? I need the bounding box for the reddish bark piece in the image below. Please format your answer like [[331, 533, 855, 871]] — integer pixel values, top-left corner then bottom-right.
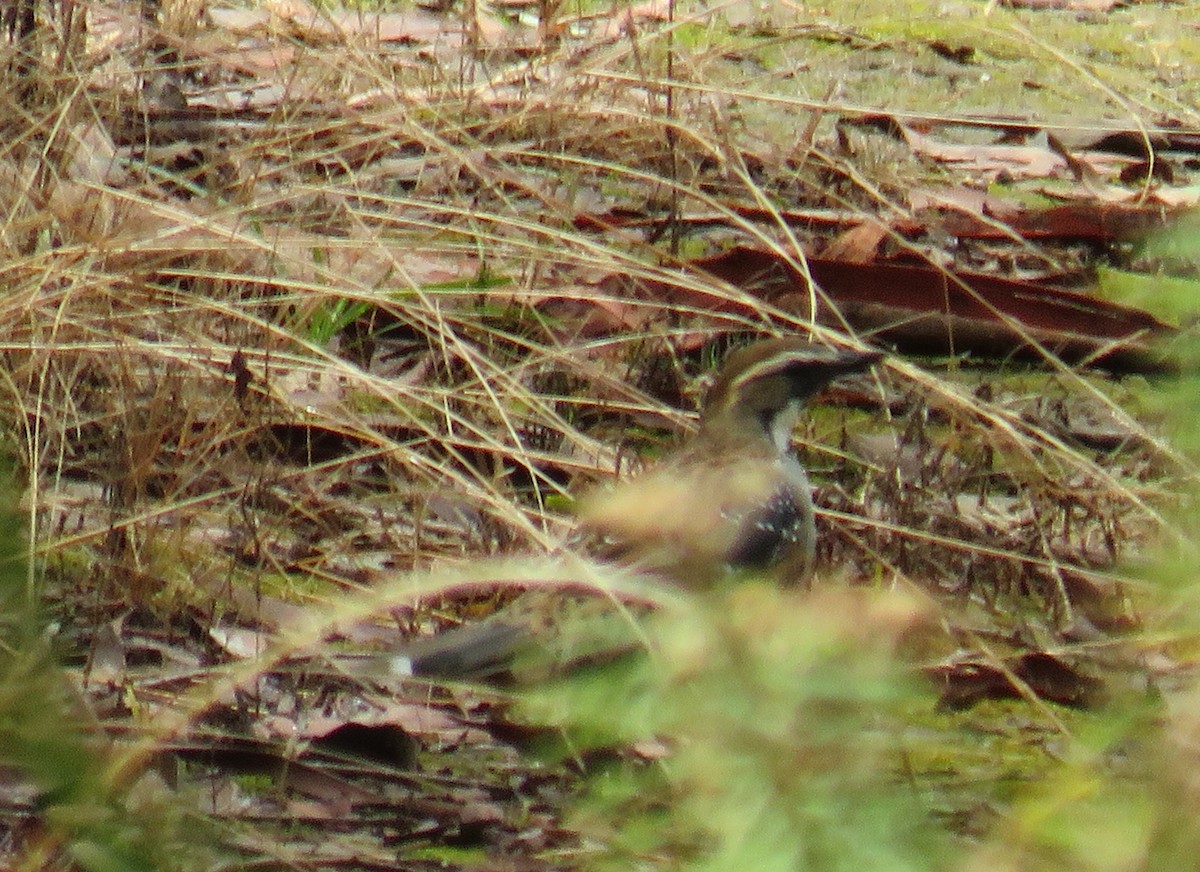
[[684, 246, 1173, 371], [910, 201, 1174, 243], [998, 0, 1117, 10], [899, 126, 1129, 180], [575, 198, 1173, 246], [820, 221, 889, 263], [845, 111, 1200, 157], [926, 651, 1106, 710]]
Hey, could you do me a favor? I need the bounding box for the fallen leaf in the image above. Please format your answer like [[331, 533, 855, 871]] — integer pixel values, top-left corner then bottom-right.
[[820, 220, 889, 263], [684, 246, 1175, 372], [926, 651, 1106, 710]]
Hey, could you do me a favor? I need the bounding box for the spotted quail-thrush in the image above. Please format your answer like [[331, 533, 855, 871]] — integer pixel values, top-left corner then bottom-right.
[[395, 338, 884, 678], [581, 338, 883, 587]]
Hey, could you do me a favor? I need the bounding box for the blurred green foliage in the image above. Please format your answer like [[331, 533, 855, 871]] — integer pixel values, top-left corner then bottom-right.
[[0, 471, 210, 871], [521, 582, 951, 871]]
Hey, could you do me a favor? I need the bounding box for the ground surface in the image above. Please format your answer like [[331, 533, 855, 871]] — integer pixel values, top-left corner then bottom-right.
[[1, 0, 1199, 869]]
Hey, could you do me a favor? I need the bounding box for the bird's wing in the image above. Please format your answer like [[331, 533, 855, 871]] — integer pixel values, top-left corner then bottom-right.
[[579, 456, 793, 581]]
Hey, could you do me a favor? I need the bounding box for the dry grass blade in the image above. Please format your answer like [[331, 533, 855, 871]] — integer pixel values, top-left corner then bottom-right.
[[0, 0, 1194, 866]]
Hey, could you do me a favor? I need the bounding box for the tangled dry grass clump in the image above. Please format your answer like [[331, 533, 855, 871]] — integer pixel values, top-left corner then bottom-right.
[[0, 0, 1197, 867]]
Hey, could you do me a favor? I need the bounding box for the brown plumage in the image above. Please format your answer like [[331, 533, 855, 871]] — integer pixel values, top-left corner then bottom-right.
[[581, 338, 883, 586], [397, 338, 883, 679]]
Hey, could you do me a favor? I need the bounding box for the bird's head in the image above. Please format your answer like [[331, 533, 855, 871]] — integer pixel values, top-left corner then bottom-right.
[[700, 338, 883, 453]]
